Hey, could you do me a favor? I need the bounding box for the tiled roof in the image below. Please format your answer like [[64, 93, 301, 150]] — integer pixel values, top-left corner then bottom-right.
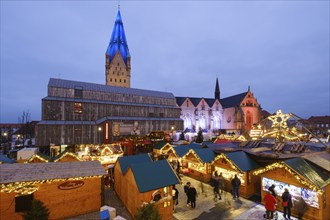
[[118, 154, 152, 174], [193, 148, 215, 163], [0, 161, 106, 184], [130, 160, 180, 193], [176, 92, 247, 109], [224, 151, 261, 172], [48, 78, 175, 99], [175, 97, 187, 107], [285, 157, 330, 189], [306, 116, 330, 124], [220, 92, 247, 108]]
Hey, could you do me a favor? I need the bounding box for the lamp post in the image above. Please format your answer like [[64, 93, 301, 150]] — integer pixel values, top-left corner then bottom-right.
[[98, 126, 102, 144], [171, 126, 175, 142]]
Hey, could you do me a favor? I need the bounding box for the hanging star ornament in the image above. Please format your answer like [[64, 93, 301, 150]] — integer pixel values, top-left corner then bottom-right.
[[268, 110, 291, 129]]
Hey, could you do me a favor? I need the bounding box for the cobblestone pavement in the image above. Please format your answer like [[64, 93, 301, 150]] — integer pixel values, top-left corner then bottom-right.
[[68, 176, 298, 220]]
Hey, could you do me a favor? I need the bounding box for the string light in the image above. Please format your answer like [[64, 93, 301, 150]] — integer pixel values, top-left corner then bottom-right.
[[252, 162, 323, 194], [25, 154, 49, 163], [53, 152, 82, 162], [0, 175, 103, 195], [211, 154, 242, 173]]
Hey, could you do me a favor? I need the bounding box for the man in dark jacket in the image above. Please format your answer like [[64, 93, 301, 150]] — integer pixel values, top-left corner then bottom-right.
[[184, 182, 191, 207], [188, 184, 197, 208], [231, 174, 241, 199]]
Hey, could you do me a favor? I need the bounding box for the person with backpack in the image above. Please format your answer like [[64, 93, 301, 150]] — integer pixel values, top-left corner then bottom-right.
[[231, 174, 241, 199]]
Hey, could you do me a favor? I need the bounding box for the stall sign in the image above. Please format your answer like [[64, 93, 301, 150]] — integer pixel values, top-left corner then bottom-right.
[[58, 180, 84, 190]]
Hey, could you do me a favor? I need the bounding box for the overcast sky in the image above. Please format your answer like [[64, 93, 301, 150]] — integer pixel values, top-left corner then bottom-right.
[[1, 1, 329, 123]]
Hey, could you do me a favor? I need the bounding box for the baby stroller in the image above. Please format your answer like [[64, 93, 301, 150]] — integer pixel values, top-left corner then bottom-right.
[[263, 209, 278, 220]]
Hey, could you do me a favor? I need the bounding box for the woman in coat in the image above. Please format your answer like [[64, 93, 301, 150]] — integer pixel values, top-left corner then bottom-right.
[[264, 190, 277, 219], [282, 188, 293, 219]]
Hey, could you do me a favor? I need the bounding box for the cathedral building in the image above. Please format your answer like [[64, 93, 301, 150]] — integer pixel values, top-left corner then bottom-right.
[[176, 78, 262, 133], [35, 9, 183, 146]]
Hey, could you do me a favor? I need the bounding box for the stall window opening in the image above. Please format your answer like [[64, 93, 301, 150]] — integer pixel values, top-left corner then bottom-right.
[[15, 194, 34, 212]]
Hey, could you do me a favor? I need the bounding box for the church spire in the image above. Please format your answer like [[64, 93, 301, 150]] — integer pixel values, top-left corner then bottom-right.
[[105, 9, 131, 88], [215, 77, 220, 100], [106, 9, 130, 65]]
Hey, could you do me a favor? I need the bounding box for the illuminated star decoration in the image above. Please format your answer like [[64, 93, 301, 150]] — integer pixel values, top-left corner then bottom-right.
[[268, 110, 291, 129]]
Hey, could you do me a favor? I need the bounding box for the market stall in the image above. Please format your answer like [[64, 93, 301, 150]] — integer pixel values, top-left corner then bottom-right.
[[182, 148, 215, 182], [153, 141, 174, 160], [253, 157, 330, 220], [211, 151, 261, 198], [0, 161, 106, 220]]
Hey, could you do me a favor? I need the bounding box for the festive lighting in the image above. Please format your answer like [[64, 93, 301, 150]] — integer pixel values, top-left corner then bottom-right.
[[53, 152, 82, 162], [0, 175, 104, 195], [211, 154, 242, 173], [252, 162, 323, 194], [25, 154, 49, 163], [182, 149, 204, 164]]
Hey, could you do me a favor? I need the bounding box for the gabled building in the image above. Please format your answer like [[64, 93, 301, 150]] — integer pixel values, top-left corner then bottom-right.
[[176, 78, 262, 133]]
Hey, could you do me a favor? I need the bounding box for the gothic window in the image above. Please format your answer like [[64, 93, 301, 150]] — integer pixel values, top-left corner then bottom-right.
[[115, 79, 117, 82], [110, 78, 112, 82], [186, 100, 189, 107], [124, 79, 126, 83], [120, 79, 122, 82], [74, 103, 83, 114], [201, 102, 205, 110], [74, 86, 83, 98]]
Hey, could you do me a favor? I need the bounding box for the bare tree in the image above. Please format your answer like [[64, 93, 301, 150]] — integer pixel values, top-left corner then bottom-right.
[[18, 110, 31, 146]]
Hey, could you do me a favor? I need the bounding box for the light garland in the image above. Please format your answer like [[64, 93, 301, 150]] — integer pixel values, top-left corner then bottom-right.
[[25, 154, 49, 163], [0, 175, 104, 195], [182, 149, 204, 165], [54, 152, 82, 162], [211, 154, 242, 173], [252, 162, 323, 194]]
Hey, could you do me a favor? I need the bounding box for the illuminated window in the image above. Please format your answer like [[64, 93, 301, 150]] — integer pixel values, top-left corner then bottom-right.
[[74, 103, 83, 114]]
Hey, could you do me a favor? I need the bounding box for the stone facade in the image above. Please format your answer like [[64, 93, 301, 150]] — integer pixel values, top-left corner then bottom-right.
[[36, 78, 183, 146], [177, 86, 262, 133]]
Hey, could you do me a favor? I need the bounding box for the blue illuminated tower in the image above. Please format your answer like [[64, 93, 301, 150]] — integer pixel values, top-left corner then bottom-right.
[[105, 9, 131, 87]]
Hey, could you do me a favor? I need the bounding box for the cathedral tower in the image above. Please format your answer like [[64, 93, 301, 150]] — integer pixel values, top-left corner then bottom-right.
[[105, 9, 131, 87], [215, 77, 220, 100]]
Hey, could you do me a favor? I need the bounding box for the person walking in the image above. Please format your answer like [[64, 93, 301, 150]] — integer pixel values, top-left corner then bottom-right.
[[218, 172, 225, 194], [282, 188, 293, 219], [172, 185, 179, 211], [188, 184, 197, 208], [231, 174, 241, 199], [264, 190, 277, 219], [184, 182, 191, 207], [212, 172, 222, 200]]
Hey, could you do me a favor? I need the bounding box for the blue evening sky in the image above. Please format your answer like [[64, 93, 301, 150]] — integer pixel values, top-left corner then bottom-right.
[[1, 1, 329, 123]]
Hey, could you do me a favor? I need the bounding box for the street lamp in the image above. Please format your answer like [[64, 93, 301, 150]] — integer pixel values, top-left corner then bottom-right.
[[98, 126, 102, 144]]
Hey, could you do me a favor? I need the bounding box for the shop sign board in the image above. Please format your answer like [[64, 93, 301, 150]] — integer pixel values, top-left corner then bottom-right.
[[58, 180, 84, 190]]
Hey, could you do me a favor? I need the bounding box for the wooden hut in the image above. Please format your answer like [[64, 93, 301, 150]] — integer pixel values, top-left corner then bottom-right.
[[26, 153, 50, 163], [211, 151, 261, 198], [0, 161, 106, 220], [253, 157, 330, 220], [153, 141, 174, 159], [121, 160, 180, 220], [114, 154, 152, 198], [182, 148, 215, 182], [53, 150, 82, 162]]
